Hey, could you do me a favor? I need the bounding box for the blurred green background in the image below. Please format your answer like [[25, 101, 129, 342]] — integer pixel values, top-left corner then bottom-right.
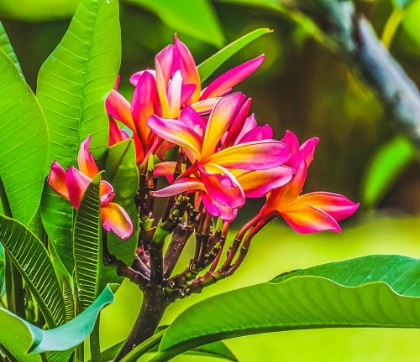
[[2, 0, 420, 360]]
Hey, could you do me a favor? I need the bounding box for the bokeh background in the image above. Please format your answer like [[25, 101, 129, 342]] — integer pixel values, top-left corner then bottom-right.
[[2, 0, 420, 360]]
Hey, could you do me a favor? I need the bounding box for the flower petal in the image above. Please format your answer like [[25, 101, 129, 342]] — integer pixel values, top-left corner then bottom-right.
[[207, 140, 290, 170], [109, 117, 130, 146], [202, 193, 237, 222], [222, 98, 252, 148], [199, 163, 245, 208], [101, 202, 133, 240], [191, 97, 221, 114], [300, 137, 319, 167], [281, 204, 341, 234], [281, 130, 300, 155], [147, 115, 202, 162], [167, 70, 183, 118], [66, 167, 92, 209], [174, 34, 201, 103], [151, 177, 206, 197], [106, 90, 135, 132], [131, 70, 157, 147], [200, 55, 265, 100], [48, 161, 69, 200], [155, 44, 174, 117], [78, 135, 99, 179], [238, 124, 274, 144], [296, 192, 359, 222], [235, 166, 294, 198], [201, 93, 246, 161], [99, 181, 115, 204]]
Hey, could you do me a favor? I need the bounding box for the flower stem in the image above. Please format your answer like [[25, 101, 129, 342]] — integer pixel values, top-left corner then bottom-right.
[[114, 286, 171, 361]]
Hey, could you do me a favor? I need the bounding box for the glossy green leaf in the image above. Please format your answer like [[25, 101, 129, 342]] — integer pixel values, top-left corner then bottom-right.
[[391, 0, 413, 8], [125, 0, 225, 47], [215, 0, 281, 11], [101, 140, 139, 286], [0, 243, 4, 295], [0, 214, 66, 328], [0, 21, 23, 78], [38, 0, 121, 272], [0, 48, 48, 225], [198, 28, 272, 82], [0, 284, 114, 360], [74, 173, 102, 312], [362, 135, 416, 208], [155, 255, 420, 361]]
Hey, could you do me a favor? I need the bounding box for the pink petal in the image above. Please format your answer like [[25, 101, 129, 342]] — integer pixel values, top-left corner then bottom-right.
[[201, 93, 246, 161], [151, 177, 206, 197], [147, 115, 202, 162], [48, 161, 69, 200], [234, 113, 258, 144], [281, 204, 341, 234], [180, 106, 206, 140], [235, 166, 294, 198], [222, 98, 252, 148], [174, 34, 201, 103], [300, 137, 319, 167], [202, 193, 237, 222], [264, 154, 308, 211], [109, 117, 129, 146], [207, 140, 290, 170], [78, 135, 99, 179], [181, 84, 197, 106], [280, 130, 300, 155], [155, 45, 174, 117], [154, 161, 177, 183], [200, 55, 265, 100], [238, 124, 274, 144], [167, 70, 183, 118], [191, 97, 221, 114], [296, 192, 359, 222], [199, 163, 245, 209], [131, 70, 157, 147], [106, 90, 136, 132], [66, 167, 92, 209], [99, 181, 115, 204], [130, 69, 156, 86], [101, 202, 133, 240]]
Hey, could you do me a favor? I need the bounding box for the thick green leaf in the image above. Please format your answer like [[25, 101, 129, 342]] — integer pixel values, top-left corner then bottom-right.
[[215, 0, 281, 11], [0, 215, 66, 328], [0, 48, 48, 225], [125, 0, 225, 47], [38, 0, 121, 272], [155, 255, 420, 361], [74, 173, 102, 312], [0, 21, 23, 78], [362, 135, 416, 208], [101, 140, 138, 286], [198, 28, 272, 82], [0, 243, 4, 294], [0, 284, 113, 360]]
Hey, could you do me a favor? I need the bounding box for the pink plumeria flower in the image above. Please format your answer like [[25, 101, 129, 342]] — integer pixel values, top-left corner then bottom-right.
[[261, 131, 359, 234], [148, 93, 292, 221], [106, 34, 265, 162], [47, 136, 133, 240]]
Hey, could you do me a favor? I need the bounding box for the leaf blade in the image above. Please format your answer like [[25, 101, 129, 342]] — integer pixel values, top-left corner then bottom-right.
[[198, 28, 272, 82], [155, 255, 420, 361]]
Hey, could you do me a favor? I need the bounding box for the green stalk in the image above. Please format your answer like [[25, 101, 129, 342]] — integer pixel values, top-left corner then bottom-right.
[[120, 329, 165, 362], [90, 315, 101, 362]]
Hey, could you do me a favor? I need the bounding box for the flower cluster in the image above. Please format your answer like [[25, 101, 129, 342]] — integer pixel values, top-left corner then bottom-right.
[[47, 34, 358, 258]]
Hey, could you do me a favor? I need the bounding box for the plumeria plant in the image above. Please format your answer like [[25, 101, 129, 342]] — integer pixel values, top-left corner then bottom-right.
[[1, 0, 420, 361]]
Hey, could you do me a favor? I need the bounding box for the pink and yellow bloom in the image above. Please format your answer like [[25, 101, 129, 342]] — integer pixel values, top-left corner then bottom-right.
[[262, 131, 359, 233], [148, 93, 293, 221], [106, 34, 265, 162], [48, 136, 133, 240]]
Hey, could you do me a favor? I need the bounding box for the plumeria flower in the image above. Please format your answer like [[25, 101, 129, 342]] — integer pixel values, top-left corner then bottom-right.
[[106, 34, 265, 162], [148, 93, 292, 221], [47, 136, 133, 239], [261, 131, 359, 234]]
